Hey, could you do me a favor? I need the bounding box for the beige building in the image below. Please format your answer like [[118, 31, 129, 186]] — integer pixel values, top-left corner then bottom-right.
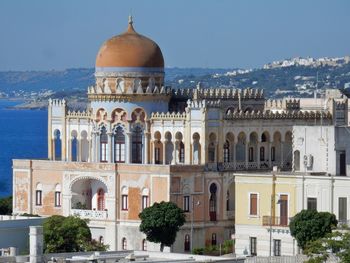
[[12, 17, 350, 254]]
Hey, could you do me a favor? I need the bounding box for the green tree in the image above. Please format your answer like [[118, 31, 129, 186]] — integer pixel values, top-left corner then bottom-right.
[[139, 201, 186, 251], [289, 210, 338, 250], [43, 215, 108, 253], [0, 196, 12, 215], [304, 229, 350, 263]]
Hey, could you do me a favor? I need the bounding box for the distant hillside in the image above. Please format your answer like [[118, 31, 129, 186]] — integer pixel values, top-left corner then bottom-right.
[[1, 57, 350, 101]]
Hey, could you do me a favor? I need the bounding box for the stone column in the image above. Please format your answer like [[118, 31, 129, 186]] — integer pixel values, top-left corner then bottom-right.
[[150, 140, 154, 164], [107, 133, 112, 163], [145, 132, 150, 164], [245, 142, 249, 169], [96, 133, 100, 163], [233, 142, 237, 169], [172, 141, 177, 165], [91, 132, 96, 162], [257, 142, 261, 169], [280, 141, 284, 168], [268, 142, 272, 168], [29, 226, 43, 263], [162, 140, 166, 164], [126, 132, 132, 164]]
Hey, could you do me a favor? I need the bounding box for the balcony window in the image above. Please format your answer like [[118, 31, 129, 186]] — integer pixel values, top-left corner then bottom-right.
[[122, 195, 128, 211], [142, 195, 149, 210], [209, 183, 217, 221], [35, 190, 42, 206], [114, 126, 125, 163], [307, 197, 317, 211], [339, 197, 347, 223], [250, 237, 257, 256], [249, 193, 258, 216], [273, 239, 281, 256], [183, 196, 190, 212]]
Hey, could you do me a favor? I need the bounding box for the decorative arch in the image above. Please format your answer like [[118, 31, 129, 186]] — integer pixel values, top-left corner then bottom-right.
[[153, 131, 162, 164], [192, 132, 201, 165], [111, 108, 127, 123], [80, 130, 89, 162], [165, 132, 174, 164], [113, 125, 126, 163], [95, 108, 108, 122], [208, 133, 217, 163], [131, 108, 146, 123], [175, 132, 184, 163], [236, 131, 246, 163]]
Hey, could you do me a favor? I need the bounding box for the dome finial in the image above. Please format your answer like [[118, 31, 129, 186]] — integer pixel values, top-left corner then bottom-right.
[[126, 15, 136, 33]]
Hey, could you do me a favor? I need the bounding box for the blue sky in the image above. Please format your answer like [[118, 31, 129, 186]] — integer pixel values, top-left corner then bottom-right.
[[0, 0, 349, 70]]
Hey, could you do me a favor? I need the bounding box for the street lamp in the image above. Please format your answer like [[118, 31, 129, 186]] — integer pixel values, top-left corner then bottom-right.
[[190, 196, 200, 253], [269, 194, 281, 261]]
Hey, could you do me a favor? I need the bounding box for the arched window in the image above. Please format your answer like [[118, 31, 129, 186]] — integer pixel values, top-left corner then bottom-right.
[[271, 147, 276, 162], [184, 234, 190, 252], [179, 142, 185, 163], [55, 184, 61, 207], [54, 130, 61, 161], [209, 183, 217, 221], [260, 146, 265, 161], [132, 126, 143, 163], [36, 183, 42, 206], [99, 236, 104, 244], [208, 143, 216, 163], [223, 140, 230, 163], [97, 188, 105, 211], [212, 233, 217, 246], [122, 237, 127, 250], [142, 239, 147, 251], [114, 126, 125, 163], [71, 136, 78, 162], [100, 127, 108, 162]]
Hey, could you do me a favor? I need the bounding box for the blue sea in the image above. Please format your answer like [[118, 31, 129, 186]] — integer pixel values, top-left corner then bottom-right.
[[0, 100, 47, 197]]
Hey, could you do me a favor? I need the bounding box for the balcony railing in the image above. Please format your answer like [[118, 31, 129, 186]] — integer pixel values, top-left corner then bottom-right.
[[262, 216, 290, 227], [71, 209, 108, 220]]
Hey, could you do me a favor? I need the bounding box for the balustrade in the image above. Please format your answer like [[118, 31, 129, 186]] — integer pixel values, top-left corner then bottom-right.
[[71, 209, 108, 219]]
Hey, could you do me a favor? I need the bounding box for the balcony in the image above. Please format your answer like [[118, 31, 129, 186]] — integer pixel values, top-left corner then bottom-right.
[[262, 216, 290, 227], [71, 209, 108, 220]]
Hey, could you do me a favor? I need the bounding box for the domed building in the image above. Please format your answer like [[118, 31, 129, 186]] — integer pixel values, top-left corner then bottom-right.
[[12, 17, 350, 256]]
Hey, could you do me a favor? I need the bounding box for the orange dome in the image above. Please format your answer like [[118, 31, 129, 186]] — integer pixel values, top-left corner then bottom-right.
[[96, 18, 164, 69]]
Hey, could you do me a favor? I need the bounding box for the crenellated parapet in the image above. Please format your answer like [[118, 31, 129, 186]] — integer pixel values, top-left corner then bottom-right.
[[151, 111, 187, 120], [265, 98, 300, 111], [186, 99, 221, 109], [67, 109, 92, 119], [171, 87, 264, 101], [48, 98, 66, 107], [225, 109, 332, 120]]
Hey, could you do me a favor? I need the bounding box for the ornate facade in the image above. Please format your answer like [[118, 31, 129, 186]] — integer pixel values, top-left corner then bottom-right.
[[12, 18, 350, 253]]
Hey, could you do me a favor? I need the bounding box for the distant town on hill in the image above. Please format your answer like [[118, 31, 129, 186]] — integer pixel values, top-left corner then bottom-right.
[[1, 56, 350, 109]]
